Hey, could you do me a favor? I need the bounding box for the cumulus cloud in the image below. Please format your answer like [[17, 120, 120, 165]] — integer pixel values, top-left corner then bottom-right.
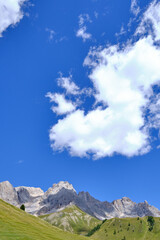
[[46, 93, 76, 115], [0, 0, 27, 37], [48, 0, 160, 159], [76, 14, 92, 42]]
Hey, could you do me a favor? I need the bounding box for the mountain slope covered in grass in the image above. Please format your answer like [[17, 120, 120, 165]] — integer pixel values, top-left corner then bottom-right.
[[40, 205, 101, 235], [1, 197, 160, 240], [0, 199, 90, 240], [91, 217, 160, 240]]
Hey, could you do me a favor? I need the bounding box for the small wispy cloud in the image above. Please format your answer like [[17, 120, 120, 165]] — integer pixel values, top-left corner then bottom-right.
[[76, 14, 92, 42], [57, 73, 93, 96], [115, 25, 126, 37], [17, 160, 24, 164], [45, 28, 55, 41], [130, 0, 140, 16], [45, 28, 68, 43], [94, 11, 98, 19], [57, 73, 80, 95], [76, 27, 92, 42], [79, 14, 92, 26], [56, 36, 68, 43]]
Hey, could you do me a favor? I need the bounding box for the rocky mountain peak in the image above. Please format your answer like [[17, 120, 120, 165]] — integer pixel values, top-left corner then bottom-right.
[[144, 200, 149, 205], [45, 181, 76, 196], [112, 197, 133, 204], [0, 181, 12, 187], [53, 181, 75, 191], [121, 197, 133, 202], [78, 191, 93, 201]]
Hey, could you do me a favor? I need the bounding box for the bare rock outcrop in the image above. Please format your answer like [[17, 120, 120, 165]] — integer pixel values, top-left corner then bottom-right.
[[0, 181, 19, 206], [0, 180, 160, 220], [15, 186, 44, 203]]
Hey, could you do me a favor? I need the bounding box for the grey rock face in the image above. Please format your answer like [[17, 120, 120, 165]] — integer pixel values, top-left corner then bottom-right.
[[112, 197, 136, 217], [0, 180, 160, 220], [16, 187, 31, 203], [0, 181, 19, 206], [76, 191, 114, 219], [45, 181, 76, 197], [38, 188, 77, 215], [133, 201, 160, 217], [15, 186, 44, 203]]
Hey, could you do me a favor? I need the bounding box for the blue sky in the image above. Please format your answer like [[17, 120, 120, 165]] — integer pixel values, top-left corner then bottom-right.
[[0, 0, 160, 209]]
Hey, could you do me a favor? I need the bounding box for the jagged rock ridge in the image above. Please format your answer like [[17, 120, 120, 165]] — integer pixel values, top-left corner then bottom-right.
[[0, 180, 160, 220]]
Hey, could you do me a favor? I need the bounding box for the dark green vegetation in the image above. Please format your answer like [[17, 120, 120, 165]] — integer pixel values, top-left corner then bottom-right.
[[0, 199, 90, 240], [87, 219, 107, 236], [40, 205, 101, 236], [20, 204, 25, 211], [147, 216, 155, 231], [90, 217, 160, 240]]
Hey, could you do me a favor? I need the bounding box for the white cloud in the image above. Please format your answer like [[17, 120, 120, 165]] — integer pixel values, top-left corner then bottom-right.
[[57, 73, 93, 96], [57, 74, 80, 95], [0, 0, 27, 37], [94, 11, 98, 19], [148, 93, 160, 132], [50, 36, 160, 158], [131, 0, 140, 16], [48, 0, 160, 159], [76, 14, 92, 42], [136, 0, 160, 41], [115, 25, 126, 37], [76, 27, 92, 42], [46, 28, 55, 41], [79, 14, 91, 26], [46, 93, 76, 115], [57, 36, 68, 43]]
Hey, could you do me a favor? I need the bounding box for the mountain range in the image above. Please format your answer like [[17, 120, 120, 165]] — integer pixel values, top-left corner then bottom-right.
[[0, 180, 160, 220]]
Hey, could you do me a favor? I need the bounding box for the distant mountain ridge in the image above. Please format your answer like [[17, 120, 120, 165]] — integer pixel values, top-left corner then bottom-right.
[[0, 180, 160, 220]]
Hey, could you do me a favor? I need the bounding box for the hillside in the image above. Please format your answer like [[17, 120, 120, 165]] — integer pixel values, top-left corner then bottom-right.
[[0, 199, 89, 240], [91, 217, 160, 240], [40, 205, 101, 235], [1, 197, 160, 240]]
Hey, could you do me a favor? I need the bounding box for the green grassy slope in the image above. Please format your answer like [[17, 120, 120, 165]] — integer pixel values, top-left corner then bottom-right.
[[91, 217, 160, 240], [0, 199, 90, 240], [40, 205, 101, 236]]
